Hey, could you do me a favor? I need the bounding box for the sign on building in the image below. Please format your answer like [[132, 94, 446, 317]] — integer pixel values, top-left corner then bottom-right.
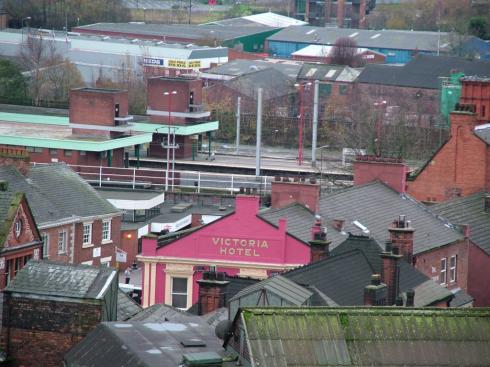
[[143, 57, 164, 66], [115, 247, 127, 263]]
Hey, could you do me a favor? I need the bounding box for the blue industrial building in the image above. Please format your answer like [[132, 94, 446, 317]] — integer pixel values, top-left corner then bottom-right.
[[266, 26, 485, 64]]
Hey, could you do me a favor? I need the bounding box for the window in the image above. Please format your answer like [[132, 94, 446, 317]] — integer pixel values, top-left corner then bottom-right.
[[339, 85, 348, 95], [450, 255, 457, 283], [439, 257, 447, 285], [41, 233, 49, 257], [58, 231, 67, 254], [14, 220, 22, 237], [171, 277, 188, 309], [83, 223, 92, 245], [26, 146, 43, 153], [14, 257, 22, 276], [49, 148, 58, 156], [64, 150, 72, 157], [102, 220, 111, 242], [319, 83, 332, 97]]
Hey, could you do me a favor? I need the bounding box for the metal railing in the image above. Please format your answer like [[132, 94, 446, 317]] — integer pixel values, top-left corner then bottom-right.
[[34, 163, 274, 194]]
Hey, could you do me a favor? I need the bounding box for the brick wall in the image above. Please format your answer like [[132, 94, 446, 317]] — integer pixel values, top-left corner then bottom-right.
[[147, 77, 203, 124], [39, 223, 74, 263], [407, 112, 487, 202], [271, 178, 320, 212], [1, 295, 102, 367], [414, 239, 470, 293], [467, 244, 490, 306], [74, 216, 122, 267], [120, 228, 139, 268]]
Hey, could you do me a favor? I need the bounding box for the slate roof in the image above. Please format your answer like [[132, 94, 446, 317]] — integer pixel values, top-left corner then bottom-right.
[[283, 235, 453, 307], [223, 68, 296, 100], [432, 192, 490, 255], [259, 181, 463, 255], [117, 289, 142, 321], [64, 321, 228, 367], [28, 164, 119, 218], [5, 260, 117, 300], [129, 303, 195, 323], [205, 59, 302, 79], [234, 307, 490, 367], [229, 275, 313, 305], [267, 26, 457, 52], [474, 123, 490, 144], [0, 164, 120, 227], [356, 54, 490, 89], [298, 63, 360, 82], [0, 190, 21, 246]]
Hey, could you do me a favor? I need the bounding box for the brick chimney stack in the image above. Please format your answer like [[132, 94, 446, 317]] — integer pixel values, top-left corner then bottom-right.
[[353, 155, 408, 194], [271, 176, 320, 211], [197, 270, 229, 315], [309, 215, 330, 262], [0, 146, 30, 176], [381, 243, 402, 305], [405, 289, 415, 307], [337, 0, 345, 27], [388, 215, 415, 264], [364, 274, 387, 306]]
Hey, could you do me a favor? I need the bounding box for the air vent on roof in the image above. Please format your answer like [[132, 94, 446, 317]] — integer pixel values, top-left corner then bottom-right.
[[131, 38, 139, 43], [370, 33, 381, 39], [101, 36, 110, 40], [249, 65, 259, 71], [156, 41, 164, 45], [181, 339, 207, 348], [68, 32, 80, 36], [171, 202, 193, 213]]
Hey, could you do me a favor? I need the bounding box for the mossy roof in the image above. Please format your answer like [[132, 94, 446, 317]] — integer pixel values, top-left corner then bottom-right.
[[238, 307, 490, 367], [0, 191, 23, 247]]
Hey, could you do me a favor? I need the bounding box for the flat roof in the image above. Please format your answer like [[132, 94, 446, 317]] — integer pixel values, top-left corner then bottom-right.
[[0, 112, 218, 143]]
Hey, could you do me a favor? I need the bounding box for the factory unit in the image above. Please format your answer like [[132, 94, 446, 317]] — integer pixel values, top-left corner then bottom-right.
[[0, 28, 228, 83], [266, 26, 459, 63]]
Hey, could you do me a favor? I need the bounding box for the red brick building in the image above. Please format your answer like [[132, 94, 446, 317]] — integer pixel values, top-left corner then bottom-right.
[[0, 154, 123, 268], [0, 181, 42, 289], [261, 177, 479, 304], [146, 76, 214, 159], [407, 77, 490, 203], [0, 88, 152, 168], [1, 261, 118, 367]]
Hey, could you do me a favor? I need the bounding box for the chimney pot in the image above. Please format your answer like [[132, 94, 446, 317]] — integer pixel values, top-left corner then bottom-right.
[[371, 274, 381, 285], [332, 218, 345, 232], [406, 289, 415, 307]]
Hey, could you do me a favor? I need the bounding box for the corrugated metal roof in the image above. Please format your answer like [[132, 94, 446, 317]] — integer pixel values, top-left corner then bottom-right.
[[239, 307, 490, 367], [267, 26, 455, 52], [229, 275, 313, 305]]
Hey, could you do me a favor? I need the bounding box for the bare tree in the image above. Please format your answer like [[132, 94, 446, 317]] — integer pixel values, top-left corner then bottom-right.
[[18, 31, 83, 104], [329, 37, 364, 67]]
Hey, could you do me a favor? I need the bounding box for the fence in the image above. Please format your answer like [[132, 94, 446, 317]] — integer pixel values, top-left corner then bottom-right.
[[37, 163, 274, 195]]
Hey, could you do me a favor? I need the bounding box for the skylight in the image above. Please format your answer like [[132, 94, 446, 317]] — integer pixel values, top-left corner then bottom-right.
[[352, 220, 370, 234], [349, 32, 359, 38], [305, 68, 317, 77], [325, 69, 336, 78], [306, 29, 316, 35], [370, 33, 381, 39]]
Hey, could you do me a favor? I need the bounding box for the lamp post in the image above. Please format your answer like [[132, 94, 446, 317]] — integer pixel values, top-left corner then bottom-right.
[[294, 82, 312, 166], [164, 90, 177, 191], [373, 100, 387, 157]]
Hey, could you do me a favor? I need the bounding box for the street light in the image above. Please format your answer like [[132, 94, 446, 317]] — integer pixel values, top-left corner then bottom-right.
[[163, 91, 177, 191], [294, 82, 312, 166]]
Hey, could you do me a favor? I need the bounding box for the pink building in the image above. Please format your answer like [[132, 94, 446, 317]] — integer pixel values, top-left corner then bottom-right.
[[139, 195, 315, 309]]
